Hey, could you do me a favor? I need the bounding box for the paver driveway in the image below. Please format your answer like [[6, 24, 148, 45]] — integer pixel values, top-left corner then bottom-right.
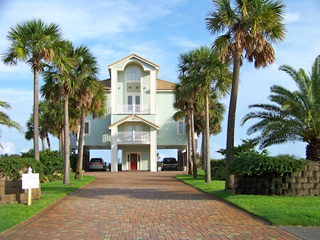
[[1, 171, 300, 240]]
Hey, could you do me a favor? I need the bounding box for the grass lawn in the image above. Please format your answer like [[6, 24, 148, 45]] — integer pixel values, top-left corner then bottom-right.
[[176, 171, 320, 226], [0, 174, 95, 233]]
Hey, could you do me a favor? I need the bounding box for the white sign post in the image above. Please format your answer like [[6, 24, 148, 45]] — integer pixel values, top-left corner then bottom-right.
[[22, 167, 39, 206]]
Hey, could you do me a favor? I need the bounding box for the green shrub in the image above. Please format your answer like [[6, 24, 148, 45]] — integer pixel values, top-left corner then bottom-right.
[[228, 152, 307, 176], [0, 157, 44, 179], [22, 149, 64, 176], [70, 155, 77, 172], [40, 150, 64, 175], [210, 159, 226, 180]]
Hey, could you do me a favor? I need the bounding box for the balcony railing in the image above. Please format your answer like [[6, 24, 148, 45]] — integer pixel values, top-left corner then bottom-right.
[[117, 104, 150, 114], [118, 131, 150, 143]]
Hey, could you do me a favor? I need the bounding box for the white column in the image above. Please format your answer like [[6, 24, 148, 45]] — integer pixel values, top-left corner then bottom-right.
[[150, 127, 157, 172], [111, 68, 117, 114], [150, 70, 156, 114], [111, 127, 118, 172]]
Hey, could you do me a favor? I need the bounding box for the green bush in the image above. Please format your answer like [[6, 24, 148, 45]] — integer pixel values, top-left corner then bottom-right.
[[70, 155, 77, 172], [0, 157, 44, 179], [22, 149, 64, 175], [40, 150, 64, 175], [210, 159, 226, 180], [228, 152, 307, 176]]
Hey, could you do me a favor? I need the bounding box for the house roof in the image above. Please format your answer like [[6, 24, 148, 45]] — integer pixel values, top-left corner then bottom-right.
[[108, 114, 160, 129], [157, 79, 176, 90], [108, 53, 159, 69], [101, 78, 175, 91]]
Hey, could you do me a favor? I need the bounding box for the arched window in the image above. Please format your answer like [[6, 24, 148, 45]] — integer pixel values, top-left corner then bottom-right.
[[126, 65, 141, 81]]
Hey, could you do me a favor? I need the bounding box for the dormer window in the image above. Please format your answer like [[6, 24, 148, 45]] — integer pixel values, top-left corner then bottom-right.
[[126, 65, 141, 81]]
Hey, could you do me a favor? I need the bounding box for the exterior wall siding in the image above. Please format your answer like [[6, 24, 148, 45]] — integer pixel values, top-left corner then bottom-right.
[[156, 91, 187, 146]]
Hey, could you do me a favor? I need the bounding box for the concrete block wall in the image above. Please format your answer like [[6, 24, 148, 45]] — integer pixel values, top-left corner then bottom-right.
[[234, 162, 320, 196]]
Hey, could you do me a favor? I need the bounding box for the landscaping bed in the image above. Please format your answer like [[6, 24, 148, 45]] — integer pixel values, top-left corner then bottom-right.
[[176, 171, 320, 226]]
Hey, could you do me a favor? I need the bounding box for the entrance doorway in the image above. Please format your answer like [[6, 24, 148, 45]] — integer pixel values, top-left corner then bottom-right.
[[129, 153, 140, 170]]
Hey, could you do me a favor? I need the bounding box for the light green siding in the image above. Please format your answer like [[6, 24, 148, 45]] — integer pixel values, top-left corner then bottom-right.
[[117, 71, 125, 105], [156, 91, 187, 146], [84, 92, 111, 148], [142, 71, 150, 105]]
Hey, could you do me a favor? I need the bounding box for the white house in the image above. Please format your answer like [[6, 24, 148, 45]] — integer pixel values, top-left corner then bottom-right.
[[82, 54, 188, 172]]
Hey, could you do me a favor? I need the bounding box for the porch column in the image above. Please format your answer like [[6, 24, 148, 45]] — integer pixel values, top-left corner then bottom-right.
[[150, 127, 157, 172], [111, 126, 118, 172]]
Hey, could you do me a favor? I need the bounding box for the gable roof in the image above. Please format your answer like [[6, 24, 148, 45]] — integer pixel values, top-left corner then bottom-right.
[[157, 79, 176, 90], [109, 114, 160, 129], [101, 78, 175, 91], [108, 53, 159, 69]]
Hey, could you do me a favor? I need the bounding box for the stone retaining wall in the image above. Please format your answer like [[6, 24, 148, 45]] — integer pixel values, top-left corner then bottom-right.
[[233, 162, 320, 196], [0, 174, 41, 204]]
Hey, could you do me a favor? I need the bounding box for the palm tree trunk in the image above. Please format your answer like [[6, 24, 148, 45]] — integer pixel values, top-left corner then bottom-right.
[[46, 133, 51, 151], [41, 137, 46, 151], [205, 93, 211, 182], [201, 134, 205, 171], [75, 106, 86, 179], [190, 106, 197, 178], [63, 94, 70, 185], [33, 69, 40, 160], [306, 140, 320, 161], [187, 116, 192, 175], [59, 128, 64, 157], [225, 51, 241, 190]]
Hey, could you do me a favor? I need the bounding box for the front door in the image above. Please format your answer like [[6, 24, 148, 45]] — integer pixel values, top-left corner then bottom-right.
[[130, 153, 138, 170]]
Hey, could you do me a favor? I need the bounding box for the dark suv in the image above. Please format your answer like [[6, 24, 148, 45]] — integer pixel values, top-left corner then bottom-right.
[[162, 157, 178, 171]]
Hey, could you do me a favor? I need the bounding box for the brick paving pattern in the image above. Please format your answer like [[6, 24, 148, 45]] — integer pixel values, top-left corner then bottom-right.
[[0, 171, 300, 240]]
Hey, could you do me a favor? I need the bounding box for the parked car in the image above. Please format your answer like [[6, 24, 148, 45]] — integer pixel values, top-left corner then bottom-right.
[[162, 157, 178, 171], [89, 158, 106, 171]]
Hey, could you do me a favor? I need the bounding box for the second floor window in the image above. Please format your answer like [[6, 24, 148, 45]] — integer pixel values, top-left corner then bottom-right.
[[126, 66, 141, 81]]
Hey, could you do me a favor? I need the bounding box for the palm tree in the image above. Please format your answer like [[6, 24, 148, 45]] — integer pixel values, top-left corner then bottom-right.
[[0, 101, 22, 148], [42, 40, 77, 184], [242, 56, 320, 161], [194, 93, 226, 174], [183, 46, 231, 182], [176, 51, 200, 178], [206, 0, 286, 189], [25, 100, 53, 151], [73, 47, 106, 179], [2, 19, 62, 160], [173, 83, 193, 175]]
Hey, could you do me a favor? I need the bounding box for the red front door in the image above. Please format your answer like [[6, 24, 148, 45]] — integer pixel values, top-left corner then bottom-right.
[[130, 153, 137, 170]]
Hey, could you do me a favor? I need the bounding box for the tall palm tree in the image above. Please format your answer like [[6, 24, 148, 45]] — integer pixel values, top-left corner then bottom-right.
[[2, 19, 62, 160], [206, 0, 286, 189], [0, 101, 22, 149], [173, 83, 193, 175], [42, 41, 77, 184], [176, 51, 200, 178], [242, 56, 320, 161], [182, 46, 231, 182], [73, 47, 106, 179]]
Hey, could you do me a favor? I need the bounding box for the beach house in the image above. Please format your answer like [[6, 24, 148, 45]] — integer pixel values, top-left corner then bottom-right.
[[82, 54, 188, 172]]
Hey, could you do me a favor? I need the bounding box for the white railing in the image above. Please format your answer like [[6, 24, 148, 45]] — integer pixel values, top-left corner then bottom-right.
[[117, 131, 150, 143], [117, 104, 150, 114]]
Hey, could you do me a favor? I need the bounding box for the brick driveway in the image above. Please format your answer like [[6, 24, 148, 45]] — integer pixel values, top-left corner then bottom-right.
[[1, 171, 300, 240]]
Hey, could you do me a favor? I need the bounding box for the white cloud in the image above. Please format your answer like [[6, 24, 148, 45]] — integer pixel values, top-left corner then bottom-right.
[[284, 12, 300, 23], [168, 36, 199, 49], [0, 141, 15, 155]]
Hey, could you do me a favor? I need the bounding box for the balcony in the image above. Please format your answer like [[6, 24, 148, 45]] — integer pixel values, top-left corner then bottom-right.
[[117, 104, 150, 114], [117, 131, 150, 143]]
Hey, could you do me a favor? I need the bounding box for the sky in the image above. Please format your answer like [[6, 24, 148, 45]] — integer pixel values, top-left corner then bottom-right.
[[0, 0, 320, 161]]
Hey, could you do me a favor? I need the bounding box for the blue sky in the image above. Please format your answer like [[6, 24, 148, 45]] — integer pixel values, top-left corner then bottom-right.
[[0, 0, 320, 161]]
